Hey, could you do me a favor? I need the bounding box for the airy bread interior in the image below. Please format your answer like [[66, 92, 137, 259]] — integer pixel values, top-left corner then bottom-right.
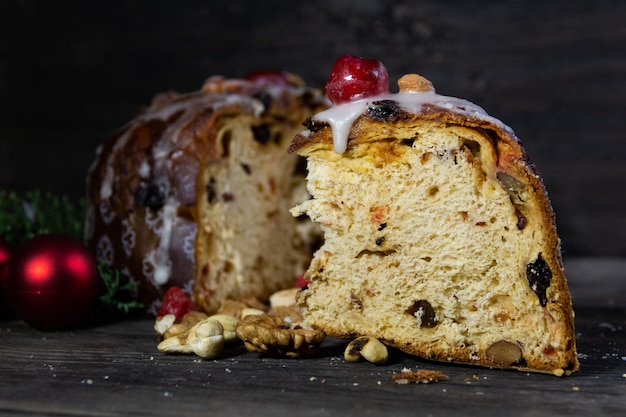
[[193, 116, 316, 313], [292, 114, 578, 375]]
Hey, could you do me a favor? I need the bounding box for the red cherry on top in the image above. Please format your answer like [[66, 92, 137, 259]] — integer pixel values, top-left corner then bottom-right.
[[325, 55, 389, 105]]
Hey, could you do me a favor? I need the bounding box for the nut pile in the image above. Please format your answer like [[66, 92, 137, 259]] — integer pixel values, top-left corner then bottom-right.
[[154, 287, 326, 360], [154, 286, 451, 385]]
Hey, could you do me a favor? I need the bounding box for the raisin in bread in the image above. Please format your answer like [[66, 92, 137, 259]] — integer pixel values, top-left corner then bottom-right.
[[290, 74, 578, 375], [86, 72, 326, 314]]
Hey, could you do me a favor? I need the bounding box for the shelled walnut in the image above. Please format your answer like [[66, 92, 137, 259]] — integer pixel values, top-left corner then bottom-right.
[[235, 314, 325, 358]]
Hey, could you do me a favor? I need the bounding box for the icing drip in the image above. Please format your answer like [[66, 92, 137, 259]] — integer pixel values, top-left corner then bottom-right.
[[313, 101, 367, 153], [313, 91, 513, 154], [153, 200, 177, 285]]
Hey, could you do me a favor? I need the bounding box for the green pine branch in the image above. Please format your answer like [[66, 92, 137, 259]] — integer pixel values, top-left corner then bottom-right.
[[0, 190, 85, 245], [98, 264, 144, 314]]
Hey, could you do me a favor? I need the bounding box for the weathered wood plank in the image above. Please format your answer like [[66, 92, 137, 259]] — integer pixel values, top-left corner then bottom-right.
[[0, 258, 625, 416], [0, 306, 624, 417]]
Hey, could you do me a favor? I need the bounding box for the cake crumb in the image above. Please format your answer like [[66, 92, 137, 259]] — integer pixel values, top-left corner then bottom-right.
[[392, 368, 448, 384]]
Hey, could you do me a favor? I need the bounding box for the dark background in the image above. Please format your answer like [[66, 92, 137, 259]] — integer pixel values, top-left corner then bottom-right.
[[0, 0, 624, 257]]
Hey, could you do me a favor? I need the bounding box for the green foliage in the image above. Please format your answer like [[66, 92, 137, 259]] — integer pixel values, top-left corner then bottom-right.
[[0, 190, 86, 245], [98, 264, 144, 314]]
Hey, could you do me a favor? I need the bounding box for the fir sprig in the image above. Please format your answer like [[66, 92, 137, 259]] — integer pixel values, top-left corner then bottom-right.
[[0, 190, 85, 246], [98, 264, 144, 314]]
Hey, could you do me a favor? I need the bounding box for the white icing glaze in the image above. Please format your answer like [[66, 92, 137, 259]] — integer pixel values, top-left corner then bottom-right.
[[139, 160, 151, 178], [96, 235, 114, 265], [182, 227, 197, 262], [144, 207, 163, 234], [99, 200, 116, 225], [313, 91, 513, 154], [121, 217, 136, 257], [153, 200, 177, 285]]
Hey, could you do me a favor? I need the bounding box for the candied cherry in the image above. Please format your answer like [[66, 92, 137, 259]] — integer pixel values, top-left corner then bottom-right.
[[157, 286, 197, 320], [245, 69, 289, 86], [294, 275, 310, 288], [325, 55, 389, 105]]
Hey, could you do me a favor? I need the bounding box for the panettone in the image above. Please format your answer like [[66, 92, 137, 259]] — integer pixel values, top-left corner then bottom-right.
[[290, 64, 578, 375], [86, 72, 326, 314]]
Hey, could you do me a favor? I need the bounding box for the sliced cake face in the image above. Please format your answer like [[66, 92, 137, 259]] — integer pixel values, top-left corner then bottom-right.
[[290, 68, 578, 375], [86, 73, 325, 313], [192, 111, 318, 313]]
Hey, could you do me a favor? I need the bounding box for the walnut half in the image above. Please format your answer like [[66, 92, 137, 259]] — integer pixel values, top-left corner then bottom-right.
[[235, 314, 325, 358]]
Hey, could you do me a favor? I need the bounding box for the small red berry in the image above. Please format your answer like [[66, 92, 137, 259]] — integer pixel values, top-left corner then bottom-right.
[[325, 55, 389, 105], [157, 286, 197, 320], [245, 69, 289, 86], [294, 275, 310, 288]]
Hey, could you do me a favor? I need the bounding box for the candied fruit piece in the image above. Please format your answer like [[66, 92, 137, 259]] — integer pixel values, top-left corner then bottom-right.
[[158, 286, 197, 320], [325, 55, 389, 105]]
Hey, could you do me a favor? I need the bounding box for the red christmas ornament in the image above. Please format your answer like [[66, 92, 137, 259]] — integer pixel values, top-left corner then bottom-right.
[[3, 234, 100, 330], [0, 238, 12, 313]]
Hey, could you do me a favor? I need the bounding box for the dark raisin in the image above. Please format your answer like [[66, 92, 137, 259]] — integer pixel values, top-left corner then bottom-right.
[[221, 131, 232, 158], [253, 91, 273, 113], [135, 183, 165, 210], [302, 117, 328, 132], [401, 138, 416, 147], [207, 178, 217, 204], [350, 291, 363, 309], [252, 124, 271, 144], [377, 222, 387, 231], [240, 163, 252, 175], [375, 236, 385, 246], [406, 300, 438, 328], [526, 254, 552, 306], [222, 192, 235, 202], [367, 100, 401, 121], [516, 210, 527, 230], [272, 132, 283, 144]]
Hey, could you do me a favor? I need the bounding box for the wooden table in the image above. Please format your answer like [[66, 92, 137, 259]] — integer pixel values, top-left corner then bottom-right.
[[1, 258, 625, 417]]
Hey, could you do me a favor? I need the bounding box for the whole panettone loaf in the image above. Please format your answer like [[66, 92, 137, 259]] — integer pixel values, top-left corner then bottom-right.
[[290, 64, 578, 375], [86, 72, 326, 314]]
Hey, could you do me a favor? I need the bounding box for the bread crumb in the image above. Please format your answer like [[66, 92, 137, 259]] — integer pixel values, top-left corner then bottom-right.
[[392, 368, 448, 384]]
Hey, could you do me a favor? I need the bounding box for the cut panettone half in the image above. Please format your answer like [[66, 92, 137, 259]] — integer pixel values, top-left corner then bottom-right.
[[289, 66, 578, 375]]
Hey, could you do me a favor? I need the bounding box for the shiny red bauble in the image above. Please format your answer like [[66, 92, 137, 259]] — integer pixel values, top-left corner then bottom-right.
[[0, 237, 11, 313], [3, 234, 100, 330]]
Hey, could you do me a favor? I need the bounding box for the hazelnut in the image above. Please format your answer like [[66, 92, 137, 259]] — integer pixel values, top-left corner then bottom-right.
[[485, 340, 523, 366], [344, 336, 389, 365]]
